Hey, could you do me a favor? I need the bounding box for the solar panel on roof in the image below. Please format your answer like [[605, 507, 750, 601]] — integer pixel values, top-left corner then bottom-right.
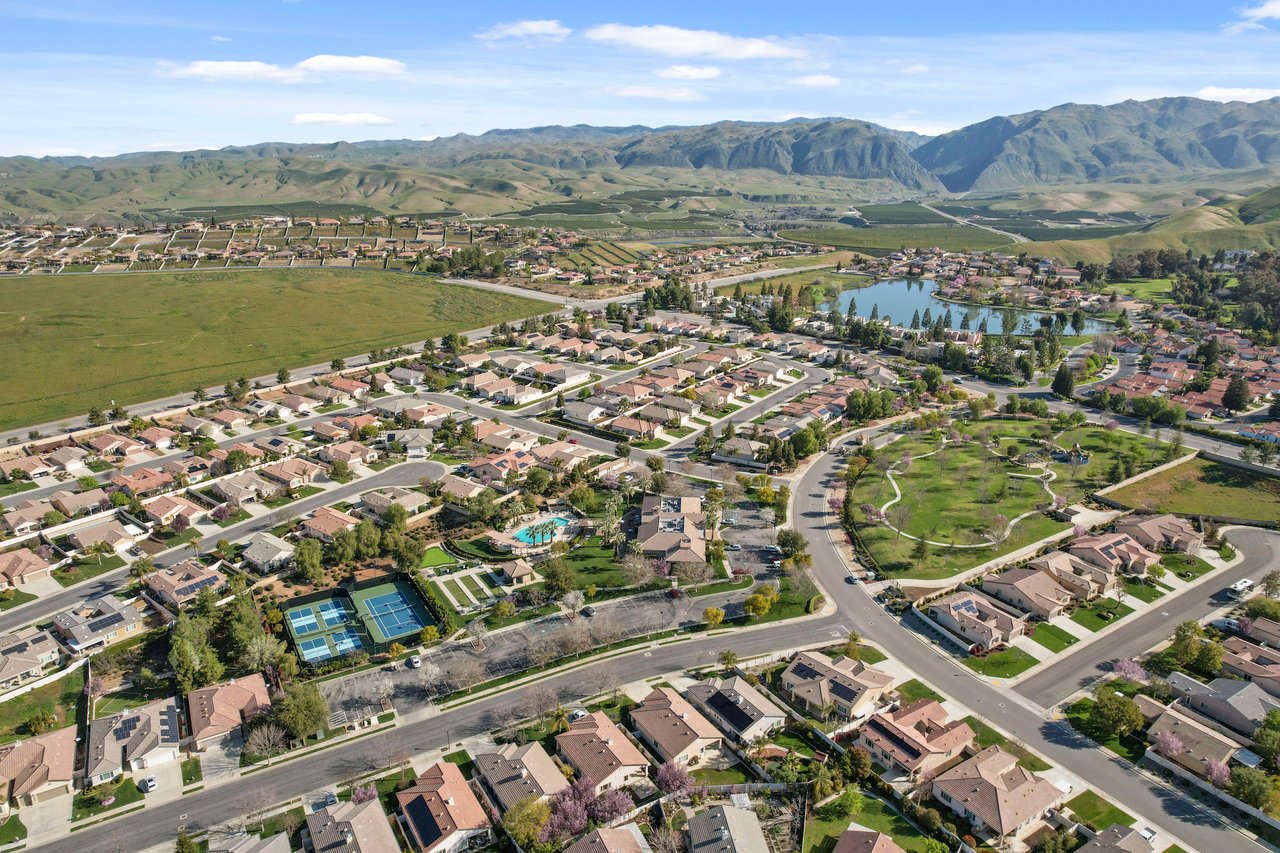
[[87, 613, 125, 633], [954, 599, 979, 615], [114, 716, 140, 740]]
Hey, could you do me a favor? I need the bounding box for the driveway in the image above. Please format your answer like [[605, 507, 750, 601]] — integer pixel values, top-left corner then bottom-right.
[[15, 791, 72, 845], [139, 759, 185, 807], [198, 732, 243, 787]]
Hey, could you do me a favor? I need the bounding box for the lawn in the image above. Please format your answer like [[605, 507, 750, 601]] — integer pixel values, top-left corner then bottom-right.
[[962, 647, 1039, 678], [563, 536, 627, 588], [964, 715, 1052, 771], [0, 268, 548, 430], [95, 684, 173, 715], [1164, 553, 1216, 581], [0, 589, 37, 611], [443, 749, 475, 779], [262, 485, 324, 508], [804, 791, 934, 853], [692, 762, 753, 786], [0, 668, 84, 744], [1108, 277, 1177, 303], [459, 574, 488, 600], [420, 546, 457, 569], [1065, 790, 1134, 831], [1106, 456, 1280, 520], [72, 776, 145, 821], [1047, 426, 1169, 505], [1122, 580, 1164, 604], [1070, 599, 1135, 632], [0, 479, 36, 498], [895, 679, 944, 704], [181, 757, 203, 786], [0, 813, 26, 844], [53, 554, 126, 587], [1064, 698, 1148, 762], [1031, 622, 1080, 653], [215, 508, 253, 527]]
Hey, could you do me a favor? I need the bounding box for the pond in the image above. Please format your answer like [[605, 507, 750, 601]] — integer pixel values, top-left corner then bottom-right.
[[819, 277, 1112, 335]]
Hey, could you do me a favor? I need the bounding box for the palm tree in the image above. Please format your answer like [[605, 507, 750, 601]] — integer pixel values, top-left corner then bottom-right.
[[719, 650, 739, 670], [86, 540, 113, 565], [819, 701, 837, 722], [548, 705, 570, 733]]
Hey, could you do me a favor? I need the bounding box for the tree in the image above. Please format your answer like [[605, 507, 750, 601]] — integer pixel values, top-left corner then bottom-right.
[[743, 592, 773, 619], [1264, 571, 1280, 599], [1230, 765, 1272, 808], [504, 796, 551, 848], [245, 723, 288, 764], [1051, 363, 1075, 398], [243, 634, 286, 674], [330, 458, 352, 481], [1153, 729, 1183, 759], [541, 559, 575, 597], [654, 761, 694, 795], [294, 538, 324, 585], [355, 519, 381, 558], [1222, 375, 1252, 413], [719, 650, 739, 670], [276, 367, 290, 384], [703, 607, 725, 626], [1091, 686, 1143, 737], [276, 682, 329, 740], [175, 829, 200, 853]]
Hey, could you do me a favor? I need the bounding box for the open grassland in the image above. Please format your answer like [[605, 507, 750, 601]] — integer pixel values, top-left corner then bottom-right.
[[780, 224, 1015, 255], [0, 269, 548, 430], [715, 267, 864, 297], [1106, 456, 1280, 520]]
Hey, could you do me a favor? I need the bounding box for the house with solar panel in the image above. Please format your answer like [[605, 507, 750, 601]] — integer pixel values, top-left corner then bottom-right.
[[395, 760, 492, 853], [84, 696, 182, 786], [143, 559, 227, 610], [779, 651, 894, 724], [50, 595, 147, 654], [685, 675, 786, 746]]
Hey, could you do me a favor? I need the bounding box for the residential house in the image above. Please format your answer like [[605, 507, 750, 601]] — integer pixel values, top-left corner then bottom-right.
[[562, 400, 608, 426], [45, 445, 90, 474], [187, 673, 272, 750], [831, 829, 906, 853], [300, 506, 360, 543], [211, 410, 253, 431], [137, 426, 176, 449], [143, 493, 204, 528], [855, 699, 975, 778], [162, 456, 213, 484], [473, 742, 569, 813], [1167, 673, 1280, 736], [0, 547, 54, 589], [687, 805, 769, 853], [1077, 825, 1154, 853], [927, 591, 1028, 650], [931, 745, 1063, 840], [467, 449, 537, 484], [255, 435, 307, 458], [1114, 514, 1204, 553], [610, 416, 658, 440], [0, 627, 59, 690], [630, 687, 722, 765], [1146, 707, 1238, 775], [84, 696, 182, 785], [1025, 551, 1118, 601], [389, 366, 425, 386], [384, 429, 435, 459], [779, 650, 893, 722], [110, 466, 174, 497], [711, 437, 767, 469], [242, 532, 295, 573], [49, 487, 107, 518], [437, 474, 489, 504], [685, 675, 786, 745], [275, 394, 318, 415], [0, 725, 77, 805], [555, 711, 650, 794], [982, 568, 1074, 619], [67, 518, 137, 555], [318, 440, 379, 466], [3, 456, 54, 481], [396, 760, 492, 853], [636, 495, 706, 564], [213, 472, 276, 505], [143, 559, 226, 609], [51, 595, 145, 653], [565, 826, 652, 853], [1, 501, 47, 535], [363, 487, 429, 518], [1223, 637, 1280, 698], [208, 830, 293, 853], [305, 798, 400, 853], [1069, 533, 1161, 577]]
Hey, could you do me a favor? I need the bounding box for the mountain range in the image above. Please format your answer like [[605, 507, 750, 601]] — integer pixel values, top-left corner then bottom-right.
[[3, 96, 1280, 221]]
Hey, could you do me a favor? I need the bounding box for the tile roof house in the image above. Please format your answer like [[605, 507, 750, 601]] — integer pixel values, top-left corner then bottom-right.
[[1223, 637, 1280, 698], [636, 495, 706, 564], [927, 591, 1028, 651], [1146, 707, 1238, 775], [242, 532, 296, 573], [187, 673, 272, 749], [1025, 551, 1118, 601], [143, 493, 204, 528], [1077, 824, 1154, 853], [305, 798, 400, 853], [68, 518, 138, 555], [208, 830, 293, 853], [631, 687, 722, 765], [855, 699, 976, 778], [565, 825, 652, 853], [395, 760, 492, 853], [685, 675, 786, 745], [300, 506, 361, 543], [779, 651, 893, 722], [931, 745, 1063, 839], [982, 568, 1074, 618], [0, 547, 54, 589], [51, 595, 145, 653], [1167, 673, 1280, 736], [0, 627, 59, 690], [84, 696, 182, 785], [143, 559, 226, 608], [1069, 533, 1161, 577], [831, 829, 907, 853], [555, 711, 650, 794], [0, 725, 77, 806], [212, 471, 277, 505], [1113, 514, 1204, 554], [473, 742, 569, 813], [687, 805, 769, 853]]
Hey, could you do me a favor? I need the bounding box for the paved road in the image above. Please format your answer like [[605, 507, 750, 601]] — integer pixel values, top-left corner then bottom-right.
[[0, 462, 445, 635], [1017, 526, 1279, 708], [918, 203, 1028, 244]]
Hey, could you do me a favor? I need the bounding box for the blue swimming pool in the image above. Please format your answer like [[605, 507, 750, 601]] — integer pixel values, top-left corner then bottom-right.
[[511, 515, 572, 545]]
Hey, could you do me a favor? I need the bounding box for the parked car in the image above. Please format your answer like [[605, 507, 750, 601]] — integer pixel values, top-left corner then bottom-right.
[[569, 708, 589, 721], [725, 543, 742, 551], [764, 544, 782, 555], [581, 606, 596, 617], [407, 655, 422, 669], [139, 776, 158, 793]]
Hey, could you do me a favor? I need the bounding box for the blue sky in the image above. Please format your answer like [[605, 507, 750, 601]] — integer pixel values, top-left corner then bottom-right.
[[3, 0, 1279, 156]]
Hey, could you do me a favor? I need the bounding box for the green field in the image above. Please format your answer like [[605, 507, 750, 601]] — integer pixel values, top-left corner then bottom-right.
[[1031, 622, 1079, 653], [963, 647, 1039, 678], [1065, 790, 1134, 831], [1106, 456, 1280, 520], [0, 269, 548, 430], [780, 224, 1015, 255]]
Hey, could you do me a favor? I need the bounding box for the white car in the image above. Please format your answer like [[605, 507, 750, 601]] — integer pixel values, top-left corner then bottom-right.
[[407, 655, 422, 669], [138, 776, 157, 793], [725, 543, 742, 551], [1138, 828, 1157, 843]]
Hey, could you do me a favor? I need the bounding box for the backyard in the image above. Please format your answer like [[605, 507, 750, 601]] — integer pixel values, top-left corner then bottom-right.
[[1106, 456, 1280, 519], [804, 789, 934, 853], [0, 268, 549, 430], [0, 668, 85, 743]]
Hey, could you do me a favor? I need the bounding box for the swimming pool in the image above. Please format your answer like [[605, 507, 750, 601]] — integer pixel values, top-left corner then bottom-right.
[[511, 515, 572, 545]]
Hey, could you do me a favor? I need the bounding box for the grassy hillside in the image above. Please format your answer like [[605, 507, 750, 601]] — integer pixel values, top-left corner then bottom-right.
[[0, 269, 547, 430]]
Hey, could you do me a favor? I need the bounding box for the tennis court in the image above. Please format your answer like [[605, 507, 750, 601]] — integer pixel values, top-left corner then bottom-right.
[[361, 587, 427, 642], [284, 576, 435, 664]]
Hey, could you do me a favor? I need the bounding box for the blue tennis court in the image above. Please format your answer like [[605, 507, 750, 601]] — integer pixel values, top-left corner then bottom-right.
[[288, 607, 319, 635], [331, 627, 363, 655], [363, 589, 426, 640], [298, 636, 330, 662], [318, 600, 351, 627]]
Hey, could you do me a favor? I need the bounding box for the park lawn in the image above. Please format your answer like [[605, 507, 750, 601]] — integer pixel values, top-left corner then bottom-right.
[[964, 715, 1052, 772], [1047, 426, 1169, 504], [1031, 622, 1080, 653], [72, 776, 145, 821], [459, 574, 487, 600], [1066, 790, 1135, 830], [449, 536, 515, 562], [692, 762, 752, 786], [53, 554, 126, 587], [1106, 456, 1280, 519], [895, 679, 944, 704], [420, 546, 457, 569], [803, 791, 934, 853], [1123, 580, 1164, 603], [0, 589, 37, 611], [0, 667, 85, 743], [963, 647, 1039, 678], [1071, 599, 1135, 632], [1064, 699, 1148, 762], [443, 578, 469, 603], [181, 758, 203, 785], [563, 536, 626, 588], [1110, 277, 1177, 303], [0, 268, 548, 431], [0, 813, 26, 844]]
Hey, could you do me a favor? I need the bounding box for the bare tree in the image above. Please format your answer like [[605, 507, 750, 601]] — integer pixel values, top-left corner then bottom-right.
[[888, 503, 912, 538], [523, 684, 559, 727], [587, 661, 620, 701], [529, 634, 560, 667], [365, 733, 410, 775], [449, 656, 486, 692], [370, 674, 396, 705], [416, 660, 443, 698], [560, 589, 586, 615], [675, 560, 711, 586], [622, 553, 655, 586], [245, 723, 288, 766], [466, 616, 489, 651], [560, 621, 592, 656]]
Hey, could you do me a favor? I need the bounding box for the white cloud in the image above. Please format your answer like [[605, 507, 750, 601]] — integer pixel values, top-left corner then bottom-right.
[[788, 74, 840, 87], [292, 112, 394, 126], [161, 54, 404, 84], [585, 24, 806, 60], [900, 63, 929, 75], [611, 85, 704, 102], [209, 35, 231, 44], [1224, 0, 1280, 33], [476, 19, 571, 41], [1195, 85, 1280, 102], [655, 64, 721, 80]]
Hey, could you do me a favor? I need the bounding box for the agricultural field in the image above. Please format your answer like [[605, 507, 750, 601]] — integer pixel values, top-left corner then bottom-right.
[[559, 241, 645, 270], [848, 202, 952, 225], [715, 267, 862, 298], [1106, 456, 1280, 520], [780, 224, 1015, 255], [0, 269, 548, 430]]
